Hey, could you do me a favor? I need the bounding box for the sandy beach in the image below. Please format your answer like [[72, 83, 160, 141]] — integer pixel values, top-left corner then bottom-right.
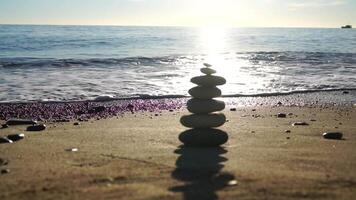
[[1, 92, 355, 200]]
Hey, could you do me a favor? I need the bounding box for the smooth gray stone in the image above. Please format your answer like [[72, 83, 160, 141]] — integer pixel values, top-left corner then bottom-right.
[[191, 75, 226, 86], [188, 86, 221, 99], [187, 98, 225, 114], [6, 119, 37, 125], [203, 63, 212, 67], [179, 128, 228, 146], [26, 124, 46, 131], [200, 67, 216, 75], [323, 132, 343, 140], [180, 113, 226, 128]]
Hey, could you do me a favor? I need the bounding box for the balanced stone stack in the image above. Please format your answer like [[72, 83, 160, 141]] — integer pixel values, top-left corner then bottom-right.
[[179, 63, 228, 147]]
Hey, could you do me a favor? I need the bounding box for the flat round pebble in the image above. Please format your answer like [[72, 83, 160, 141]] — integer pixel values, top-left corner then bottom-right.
[[191, 75, 226, 87], [188, 86, 221, 99], [187, 98, 225, 114], [0, 137, 13, 144], [179, 128, 228, 147], [203, 63, 212, 67], [277, 113, 286, 118], [200, 67, 216, 75], [292, 122, 309, 126], [26, 124, 46, 131], [1, 124, 9, 129], [180, 113, 226, 128], [1, 169, 10, 174], [323, 132, 343, 140], [7, 133, 25, 142], [0, 158, 8, 166], [66, 148, 79, 152]]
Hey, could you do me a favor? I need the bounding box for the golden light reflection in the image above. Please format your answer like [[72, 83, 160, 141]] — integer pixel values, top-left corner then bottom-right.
[[197, 27, 265, 95]]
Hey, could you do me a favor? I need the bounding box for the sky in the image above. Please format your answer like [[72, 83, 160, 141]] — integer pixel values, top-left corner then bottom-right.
[[0, 0, 355, 27]]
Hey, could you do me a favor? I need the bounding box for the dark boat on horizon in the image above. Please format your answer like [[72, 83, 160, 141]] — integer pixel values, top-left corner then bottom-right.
[[341, 25, 352, 29]]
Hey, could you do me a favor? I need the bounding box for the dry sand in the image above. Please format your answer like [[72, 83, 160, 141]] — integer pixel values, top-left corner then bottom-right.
[[1, 105, 356, 200]]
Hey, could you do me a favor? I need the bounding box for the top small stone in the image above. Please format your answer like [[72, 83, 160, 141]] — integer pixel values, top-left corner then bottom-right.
[[203, 63, 212, 68], [200, 67, 216, 75]]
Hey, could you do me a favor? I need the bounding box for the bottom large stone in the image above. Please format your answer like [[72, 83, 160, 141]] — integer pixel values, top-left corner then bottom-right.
[[179, 128, 228, 147]]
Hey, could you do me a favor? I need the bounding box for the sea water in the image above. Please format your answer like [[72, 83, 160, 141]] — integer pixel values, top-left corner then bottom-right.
[[0, 25, 355, 102]]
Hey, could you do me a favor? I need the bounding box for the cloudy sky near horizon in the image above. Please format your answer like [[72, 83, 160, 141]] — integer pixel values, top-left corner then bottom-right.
[[0, 0, 355, 27]]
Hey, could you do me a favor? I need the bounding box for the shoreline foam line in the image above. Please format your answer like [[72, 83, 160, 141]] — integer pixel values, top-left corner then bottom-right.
[[0, 88, 355, 104]]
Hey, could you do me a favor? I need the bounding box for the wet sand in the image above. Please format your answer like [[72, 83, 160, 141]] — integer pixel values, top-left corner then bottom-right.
[[1, 94, 356, 199]]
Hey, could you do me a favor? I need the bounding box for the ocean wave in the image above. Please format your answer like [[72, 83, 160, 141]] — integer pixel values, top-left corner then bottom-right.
[[1, 51, 356, 69]]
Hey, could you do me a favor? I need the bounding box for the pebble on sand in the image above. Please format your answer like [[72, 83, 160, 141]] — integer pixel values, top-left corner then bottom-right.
[[73, 122, 80, 126], [0, 158, 8, 166], [179, 128, 228, 147], [26, 124, 46, 131], [230, 108, 237, 111], [6, 133, 25, 142], [0, 137, 13, 144], [323, 132, 343, 140], [66, 148, 78, 152], [1, 169, 10, 174], [292, 122, 309, 126], [285, 130, 291, 133], [277, 113, 286, 118], [1, 124, 9, 129]]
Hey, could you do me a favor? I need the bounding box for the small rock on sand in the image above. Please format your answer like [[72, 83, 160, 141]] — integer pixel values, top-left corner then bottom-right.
[[230, 108, 237, 111], [26, 124, 46, 131], [292, 122, 309, 126], [66, 148, 78, 152], [277, 113, 286, 118], [1, 124, 9, 129], [0, 137, 13, 144], [1, 169, 10, 174], [323, 132, 343, 140], [285, 130, 291, 133], [73, 122, 80, 126], [0, 158, 8, 166], [6, 133, 25, 142]]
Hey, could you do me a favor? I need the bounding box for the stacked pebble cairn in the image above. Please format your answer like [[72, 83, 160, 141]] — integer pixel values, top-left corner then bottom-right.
[[179, 63, 228, 147]]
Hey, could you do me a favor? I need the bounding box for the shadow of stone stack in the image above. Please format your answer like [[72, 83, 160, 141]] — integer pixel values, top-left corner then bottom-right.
[[179, 63, 228, 147]]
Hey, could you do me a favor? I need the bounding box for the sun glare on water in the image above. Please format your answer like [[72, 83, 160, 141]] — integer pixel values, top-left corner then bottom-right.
[[197, 26, 267, 95]]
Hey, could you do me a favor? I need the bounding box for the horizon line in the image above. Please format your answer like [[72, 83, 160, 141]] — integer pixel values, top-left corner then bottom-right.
[[0, 23, 347, 29]]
